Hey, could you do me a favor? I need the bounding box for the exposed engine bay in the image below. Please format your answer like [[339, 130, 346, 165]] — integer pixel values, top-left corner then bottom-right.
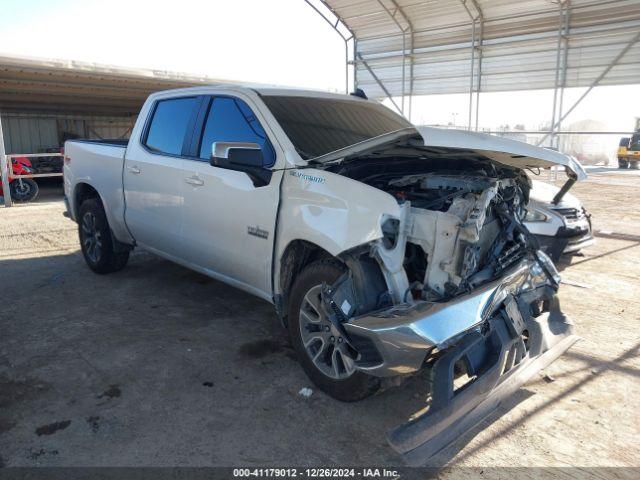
[[327, 156, 548, 304], [294, 131, 577, 461]]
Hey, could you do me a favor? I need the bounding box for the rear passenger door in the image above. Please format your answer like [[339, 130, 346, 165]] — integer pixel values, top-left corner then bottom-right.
[[180, 95, 282, 299], [124, 95, 200, 260]]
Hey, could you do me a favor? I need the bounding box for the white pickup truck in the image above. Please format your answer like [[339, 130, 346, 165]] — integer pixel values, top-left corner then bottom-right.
[[64, 86, 584, 459]]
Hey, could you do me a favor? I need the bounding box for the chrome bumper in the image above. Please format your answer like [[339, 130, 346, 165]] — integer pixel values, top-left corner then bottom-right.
[[344, 260, 545, 377], [563, 234, 595, 254], [390, 298, 577, 464]]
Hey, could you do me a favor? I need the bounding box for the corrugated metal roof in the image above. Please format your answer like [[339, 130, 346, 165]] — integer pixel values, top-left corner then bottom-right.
[[322, 0, 640, 99], [0, 54, 233, 116]]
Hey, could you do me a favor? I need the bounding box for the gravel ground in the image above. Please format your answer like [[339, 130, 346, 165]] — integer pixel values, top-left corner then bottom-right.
[[0, 169, 638, 470]]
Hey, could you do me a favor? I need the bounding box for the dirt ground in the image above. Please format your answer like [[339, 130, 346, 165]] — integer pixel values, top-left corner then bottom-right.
[[0, 169, 639, 470]]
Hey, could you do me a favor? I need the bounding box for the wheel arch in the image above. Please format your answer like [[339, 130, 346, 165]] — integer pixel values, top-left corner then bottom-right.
[[278, 240, 335, 296], [73, 182, 102, 218], [73, 181, 133, 250], [275, 239, 390, 328]]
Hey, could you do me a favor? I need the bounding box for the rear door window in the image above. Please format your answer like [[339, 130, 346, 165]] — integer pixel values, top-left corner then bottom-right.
[[197, 97, 275, 167], [145, 97, 199, 155]]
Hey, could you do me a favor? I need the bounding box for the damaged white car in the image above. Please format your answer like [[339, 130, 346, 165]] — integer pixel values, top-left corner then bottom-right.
[[63, 87, 584, 460]]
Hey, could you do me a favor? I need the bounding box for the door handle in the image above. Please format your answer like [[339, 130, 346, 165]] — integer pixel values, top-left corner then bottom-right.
[[127, 165, 141, 174], [185, 176, 204, 187]]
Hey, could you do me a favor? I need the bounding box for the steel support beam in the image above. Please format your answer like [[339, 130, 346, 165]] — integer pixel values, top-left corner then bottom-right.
[[390, 0, 415, 119], [304, 0, 354, 94], [375, 0, 413, 116], [461, 0, 484, 131], [467, 19, 476, 130], [549, 1, 571, 150], [472, 0, 483, 131], [537, 28, 640, 146], [488, 130, 638, 135], [0, 112, 12, 207], [357, 53, 403, 114]]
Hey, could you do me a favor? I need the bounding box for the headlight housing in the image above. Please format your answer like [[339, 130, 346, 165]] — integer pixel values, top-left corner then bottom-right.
[[523, 208, 548, 223]]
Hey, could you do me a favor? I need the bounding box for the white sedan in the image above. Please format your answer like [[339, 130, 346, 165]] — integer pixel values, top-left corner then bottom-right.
[[524, 180, 595, 261]]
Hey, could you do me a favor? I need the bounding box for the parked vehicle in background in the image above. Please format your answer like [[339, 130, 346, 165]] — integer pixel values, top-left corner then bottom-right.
[[0, 156, 39, 202], [64, 86, 584, 458], [617, 134, 640, 169], [523, 180, 594, 262]]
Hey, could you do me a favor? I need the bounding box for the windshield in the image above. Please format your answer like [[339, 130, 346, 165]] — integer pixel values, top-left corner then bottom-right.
[[261, 95, 412, 159]]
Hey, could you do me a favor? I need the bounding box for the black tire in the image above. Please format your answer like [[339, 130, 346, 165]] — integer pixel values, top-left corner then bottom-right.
[[78, 198, 129, 274], [287, 260, 380, 402], [630, 161, 639, 170], [9, 179, 39, 202], [618, 159, 628, 169]]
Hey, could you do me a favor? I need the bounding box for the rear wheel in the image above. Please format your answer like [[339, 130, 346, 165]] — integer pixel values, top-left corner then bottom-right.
[[78, 198, 129, 274], [630, 161, 639, 170], [9, 179, 39, 202], [287, 260, 380, 402]]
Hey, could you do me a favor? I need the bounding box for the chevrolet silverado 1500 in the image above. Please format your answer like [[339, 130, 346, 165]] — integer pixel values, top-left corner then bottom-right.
[[64, 86, 584, 460]]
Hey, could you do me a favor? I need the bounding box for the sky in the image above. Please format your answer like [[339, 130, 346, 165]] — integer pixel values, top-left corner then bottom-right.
[[1, 0, 638, 139]]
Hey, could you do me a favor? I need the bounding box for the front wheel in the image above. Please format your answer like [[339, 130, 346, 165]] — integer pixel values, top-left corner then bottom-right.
[[618, 159, 628, 169], [78, 198, 129, 274], [630, 161, 639, 170], [287, 260, 380, 402], [9, 179, 39, 202]]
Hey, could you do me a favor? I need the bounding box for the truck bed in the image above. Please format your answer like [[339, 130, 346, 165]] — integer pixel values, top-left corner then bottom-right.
[[64, 139, 131, 244], [66, 138, 129, 148]]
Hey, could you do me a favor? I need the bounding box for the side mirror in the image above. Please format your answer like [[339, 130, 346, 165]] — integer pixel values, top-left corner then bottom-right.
[[210, 142, 271, 187]]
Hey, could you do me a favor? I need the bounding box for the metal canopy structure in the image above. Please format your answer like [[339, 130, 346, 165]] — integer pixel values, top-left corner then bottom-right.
[[0, 54, 230, 207], [311, 0, 640, 131], [0, 54, 229, 116]]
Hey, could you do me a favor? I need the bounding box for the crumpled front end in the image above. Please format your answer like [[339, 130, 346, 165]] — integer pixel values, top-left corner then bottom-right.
[[389, 290, 576, 463], [343, 255, 566, 375], [322, 154, 579, 461], [341, 253, 578, 462]]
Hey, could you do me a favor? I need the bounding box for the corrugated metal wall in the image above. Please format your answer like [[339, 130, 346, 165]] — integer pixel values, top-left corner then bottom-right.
[[85, 117, 137, 140], [1, 116, 58, 154], [0, 114, 136, 154]]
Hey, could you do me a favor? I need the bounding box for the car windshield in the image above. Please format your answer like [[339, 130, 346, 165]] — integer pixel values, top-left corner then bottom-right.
[[261, 95, 412, 159]]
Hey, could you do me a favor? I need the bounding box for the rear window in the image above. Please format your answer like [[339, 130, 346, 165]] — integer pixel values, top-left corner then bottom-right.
[[145, 97, 199, 155], [260, 95, 411, 159]]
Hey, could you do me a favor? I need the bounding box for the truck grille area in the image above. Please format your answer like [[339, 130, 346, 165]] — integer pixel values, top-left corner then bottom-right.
[[553, 207, 587, 222]]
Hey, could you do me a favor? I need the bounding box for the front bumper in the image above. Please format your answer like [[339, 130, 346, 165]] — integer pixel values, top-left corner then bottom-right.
[[536, 225, 594, 262], [389, 294, 578, 463], [341, 255, 577, 463], [344, 260, 546, 377]]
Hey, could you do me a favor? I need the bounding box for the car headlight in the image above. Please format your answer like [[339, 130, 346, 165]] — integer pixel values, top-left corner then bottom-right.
[[523, 208, 548, 222]]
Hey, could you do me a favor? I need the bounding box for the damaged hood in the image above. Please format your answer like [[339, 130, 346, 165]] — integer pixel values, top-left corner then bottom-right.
[[417, 127, 587, 181], [308, 126, 586, 181]]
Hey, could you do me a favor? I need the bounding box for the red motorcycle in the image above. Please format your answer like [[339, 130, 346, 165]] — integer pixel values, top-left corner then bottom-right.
[[1, 156, 39, 202]]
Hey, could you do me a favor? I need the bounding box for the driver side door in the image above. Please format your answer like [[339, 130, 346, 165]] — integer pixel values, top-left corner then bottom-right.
[[180, 95, 281, 300]]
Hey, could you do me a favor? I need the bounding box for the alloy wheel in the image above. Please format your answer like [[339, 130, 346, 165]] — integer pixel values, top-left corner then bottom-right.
[[298, 284, 357, 380], [81, 212, 102, 263]]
